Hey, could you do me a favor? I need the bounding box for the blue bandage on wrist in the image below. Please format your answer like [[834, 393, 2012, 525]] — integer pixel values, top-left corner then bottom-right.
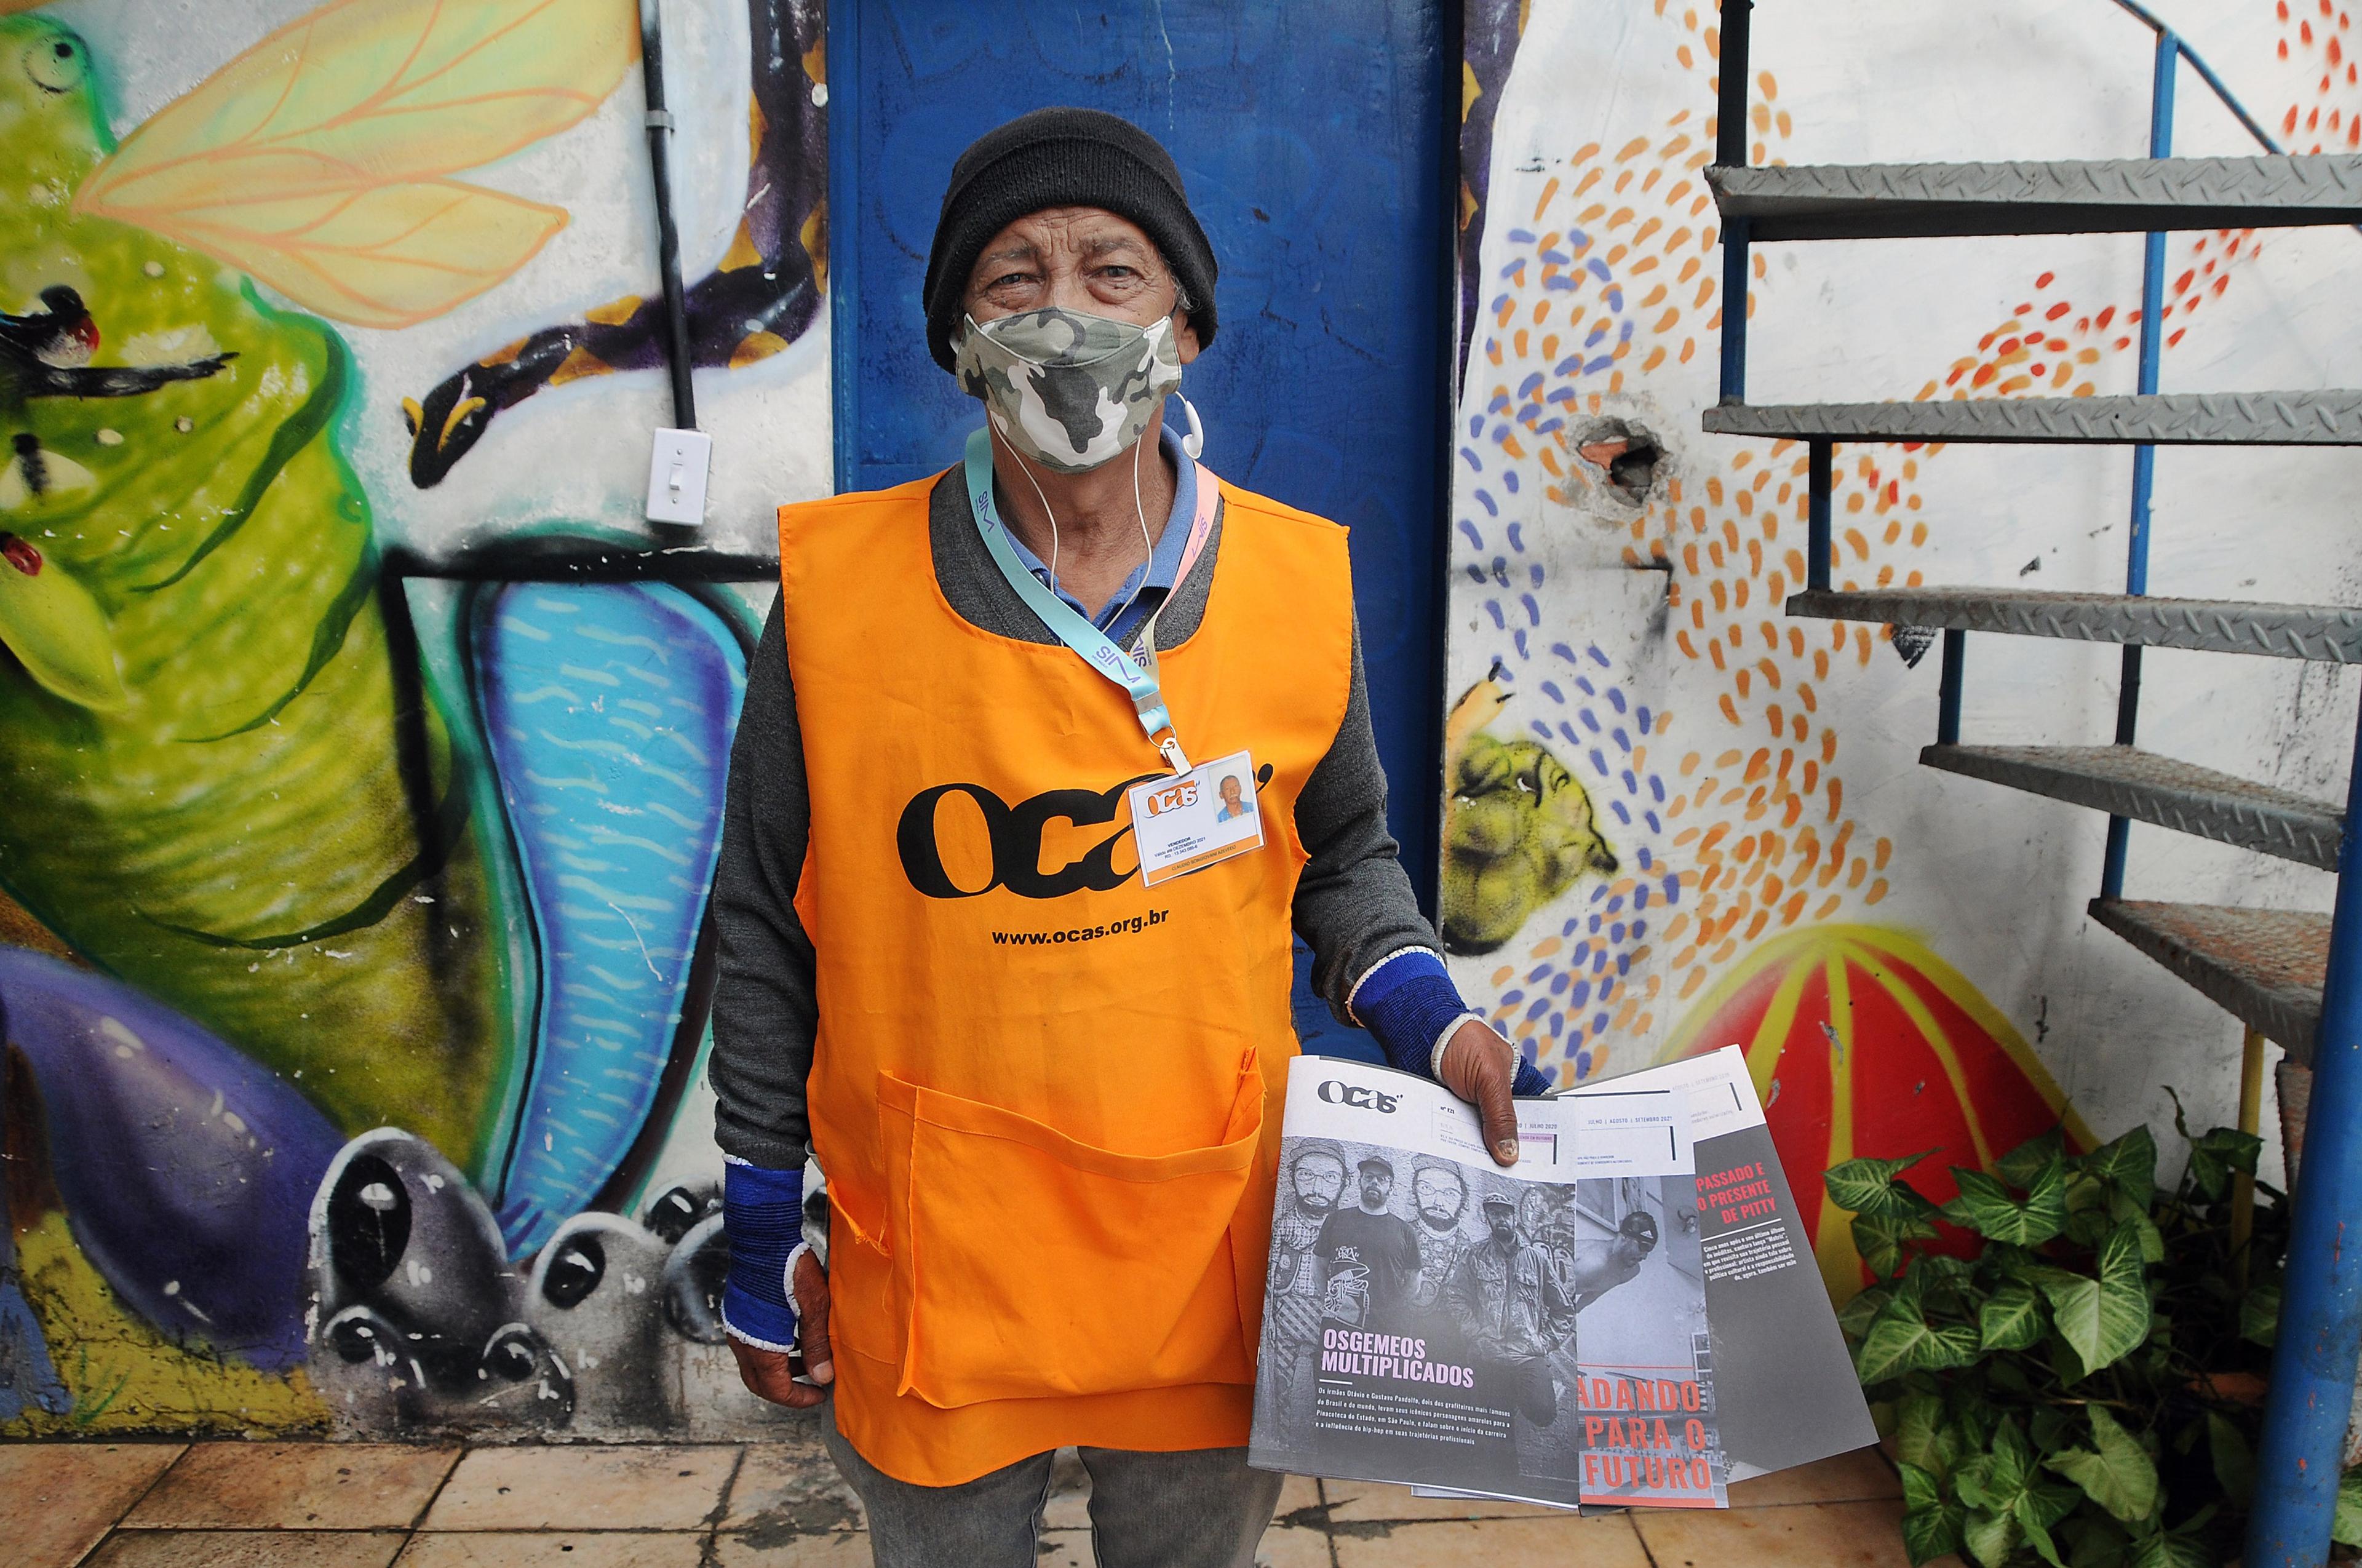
[[1351, 950, 1474, 1078], [1351, 949, 1557, 1095], [720, 1161, 803, 1351]]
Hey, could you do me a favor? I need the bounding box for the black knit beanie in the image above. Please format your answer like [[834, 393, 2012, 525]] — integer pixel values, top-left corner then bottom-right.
[[923, 107, 1219, 373]]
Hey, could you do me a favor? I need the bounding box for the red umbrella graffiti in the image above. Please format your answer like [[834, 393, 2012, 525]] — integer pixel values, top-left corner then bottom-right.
[[1659, 925, 2091, 1302]]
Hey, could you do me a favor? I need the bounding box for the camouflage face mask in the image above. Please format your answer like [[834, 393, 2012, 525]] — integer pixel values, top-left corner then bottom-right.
[[952, 306, 1185, 474]]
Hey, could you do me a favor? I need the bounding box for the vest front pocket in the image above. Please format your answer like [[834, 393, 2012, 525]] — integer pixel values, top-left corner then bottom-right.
[[877, 1057, 1264, 1408]]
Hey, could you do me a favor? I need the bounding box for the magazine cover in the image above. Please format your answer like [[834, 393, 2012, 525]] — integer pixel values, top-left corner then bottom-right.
[[1575, 1046, 1877, 1482], [1248, 1056, 1717, 1509]]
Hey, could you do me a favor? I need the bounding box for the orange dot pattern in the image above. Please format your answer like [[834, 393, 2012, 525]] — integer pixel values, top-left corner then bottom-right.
[[1452, 2, 2299, 1084]]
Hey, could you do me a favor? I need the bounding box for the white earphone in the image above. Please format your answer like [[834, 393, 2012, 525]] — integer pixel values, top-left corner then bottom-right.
[[1179, 394, 1205, 460]]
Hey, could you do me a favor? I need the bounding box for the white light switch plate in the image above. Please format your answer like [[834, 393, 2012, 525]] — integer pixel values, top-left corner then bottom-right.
[[645, 428, 712, 525]]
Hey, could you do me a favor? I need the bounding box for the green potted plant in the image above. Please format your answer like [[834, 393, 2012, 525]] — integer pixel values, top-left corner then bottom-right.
[[1826, 1098, 2289, 1567]]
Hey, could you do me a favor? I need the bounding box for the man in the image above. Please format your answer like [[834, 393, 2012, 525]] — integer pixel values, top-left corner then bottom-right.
[[1314, 1155, 1421, 1334], [1214, 773, 1249, 822], [1564, 1209, 1659, 1315], [1257, 1142, 1348, 1459], [1406, 1162, 1474, 1338], [1448, 1194, 1573, 1427], [706, 107, 1549, 1568]]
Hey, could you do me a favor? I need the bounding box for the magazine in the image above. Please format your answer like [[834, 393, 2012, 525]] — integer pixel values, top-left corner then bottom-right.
[[1575, 1045, 1879, 1482], [1247, 1056, 1727, 1509]]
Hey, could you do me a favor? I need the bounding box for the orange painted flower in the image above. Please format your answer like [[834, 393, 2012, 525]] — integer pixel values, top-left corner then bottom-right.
[[1658, 925, 2090, 1302]]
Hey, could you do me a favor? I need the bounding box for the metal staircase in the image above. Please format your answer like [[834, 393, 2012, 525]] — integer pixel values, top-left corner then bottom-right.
[[1708, 4, 2362, 1563]]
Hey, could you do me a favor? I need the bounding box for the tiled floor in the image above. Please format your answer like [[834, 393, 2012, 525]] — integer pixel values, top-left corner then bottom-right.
[[1, 1436, 1943, 1566]]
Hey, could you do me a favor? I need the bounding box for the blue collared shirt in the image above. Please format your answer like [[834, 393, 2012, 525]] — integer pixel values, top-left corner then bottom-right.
[[996, 424, 1196, 649]]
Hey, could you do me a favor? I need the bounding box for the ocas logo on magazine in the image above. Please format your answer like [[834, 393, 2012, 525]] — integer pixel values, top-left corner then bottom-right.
[[1316, 1080, 1401, 1113]]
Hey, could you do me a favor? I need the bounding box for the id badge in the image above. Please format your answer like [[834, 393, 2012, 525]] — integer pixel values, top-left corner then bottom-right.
[[1127, 749, 1263, 887]]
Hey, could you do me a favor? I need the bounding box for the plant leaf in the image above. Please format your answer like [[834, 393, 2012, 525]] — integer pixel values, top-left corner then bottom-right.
[[2079, 1124, 2158, 1210], [2015, 1495, 2070, 1568], [1946, 1164, 2069, 1246], [1996, 1128, 2067, 1189], [1980, 1280, 2049, 1352], [1856, 1209, 1941, 1279], [1827, 1150, 1941, 1219], [2206, 1411, 2253, 1507], [2186, 1128, 2262, 1203], [2241, 1281, 2280, 1347], [2336, 1471, 2362, 1548], [2043, 1406, 2158, 1524], [2027, 1225, 2153, 1378], [1963, 1505, 2019, 1568], [74, 0, 639, 328], [1898, 1461, 1968, 1565], [1838, 1283, 1893, 1341], [1855, 1293, 1982, 1385], [2062, 1512, 2133, 1568], [1903, 1497, 1967, 1567], [1895, 1395, 1957, 1479], [2128, 1534, 2212, 1568]]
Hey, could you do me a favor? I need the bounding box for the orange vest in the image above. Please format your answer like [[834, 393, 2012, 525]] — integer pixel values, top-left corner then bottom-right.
[[775, 470, 1355, 1485]]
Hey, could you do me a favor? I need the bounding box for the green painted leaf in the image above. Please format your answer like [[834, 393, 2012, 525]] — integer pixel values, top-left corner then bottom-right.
[[1980, 1280, 2049, 1351], [2078, 1124, 2158, 1209], [1855, 1292, 1981, 1385], [2206, 1411, 2253, 1507], [0, 541, 129, 711], [1827, 1150, 1941, 1219], [1855, 1209, 1940, 1279], [2028, 1225, 2153, 1378], [2043, 1406, 2158, 1524], [1946, 1163, 2069, 1246], [2337, 1471, 2362, 1548]]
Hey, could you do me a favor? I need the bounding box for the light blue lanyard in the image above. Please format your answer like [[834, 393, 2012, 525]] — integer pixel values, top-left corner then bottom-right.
[[964, 426, 1190, 774]]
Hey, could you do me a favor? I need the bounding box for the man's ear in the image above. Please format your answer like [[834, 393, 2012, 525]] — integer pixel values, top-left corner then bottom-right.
[[1173, 306, 1201, 365]]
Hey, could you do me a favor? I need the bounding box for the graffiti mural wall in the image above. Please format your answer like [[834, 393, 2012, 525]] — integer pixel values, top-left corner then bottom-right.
[[1, 0, 826, 1435], [6, 0, 2357, 1444], [1445, 0, 2362, 1295]]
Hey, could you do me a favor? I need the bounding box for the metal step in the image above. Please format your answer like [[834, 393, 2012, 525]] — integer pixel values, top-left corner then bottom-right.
[[1701, 391, 2362, 444], [1787, 587, 2362, 663], [1925, 744, 2344, 870], [1709, 154, 2362, 241], [2089, 900, 2326, 1064]]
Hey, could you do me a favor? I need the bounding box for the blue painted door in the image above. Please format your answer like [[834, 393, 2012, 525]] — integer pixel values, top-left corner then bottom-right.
[[828, 0, 1450, 1056]]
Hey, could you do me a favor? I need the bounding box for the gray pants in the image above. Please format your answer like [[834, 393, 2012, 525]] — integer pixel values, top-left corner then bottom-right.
[[823, 1401, 1285, 1568]]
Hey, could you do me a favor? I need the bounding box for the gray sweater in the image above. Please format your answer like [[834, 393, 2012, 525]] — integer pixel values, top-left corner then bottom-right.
[[708, 471, 1439, 1169]]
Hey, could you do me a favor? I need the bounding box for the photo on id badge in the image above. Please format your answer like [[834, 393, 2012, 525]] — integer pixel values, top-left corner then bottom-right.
[[1129, 749, 1263, 887]]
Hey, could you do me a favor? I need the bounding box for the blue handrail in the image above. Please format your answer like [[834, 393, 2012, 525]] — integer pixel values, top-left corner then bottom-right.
[[2103, 0, 2292, 156]]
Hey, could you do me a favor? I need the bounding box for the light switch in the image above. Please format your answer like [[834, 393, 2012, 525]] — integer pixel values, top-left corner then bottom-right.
[[645, 428, 712, 525]]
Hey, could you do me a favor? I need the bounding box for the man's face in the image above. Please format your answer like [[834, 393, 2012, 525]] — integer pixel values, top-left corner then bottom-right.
[[963, 206, 1202, 363], [1220, 778, 1243, 810], [1484, 1204, 1517, 1244], [1358, 1167, 1392, 1211], [1294, 1153, 1344, 1212], [1612, 1234, 1647, 1268], [1413, 1169, 1464, 1227]]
